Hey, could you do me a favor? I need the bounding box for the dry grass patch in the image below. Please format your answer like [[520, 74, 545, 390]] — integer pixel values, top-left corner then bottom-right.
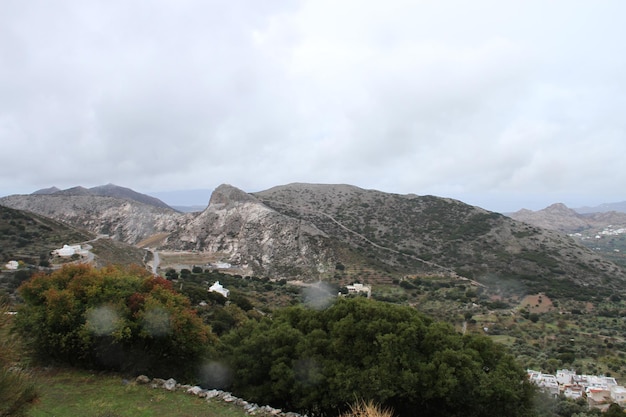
[[519, 293, 554, 313], [341, 400, 394, 417]]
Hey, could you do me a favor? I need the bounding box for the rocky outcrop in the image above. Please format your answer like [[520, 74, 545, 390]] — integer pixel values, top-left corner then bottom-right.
[[163, 184, 335, 277]]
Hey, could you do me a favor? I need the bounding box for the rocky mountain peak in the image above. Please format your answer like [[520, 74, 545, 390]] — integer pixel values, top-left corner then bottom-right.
[[543, 203, 576, 214], [510, 203, 590, 232], [209, 184, 258, 207], [55, 186, 93, 196], [32, 186, 61, 195]]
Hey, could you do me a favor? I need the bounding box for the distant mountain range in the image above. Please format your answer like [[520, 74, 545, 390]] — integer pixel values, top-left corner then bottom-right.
[[573, 201, 626, 214], [1, 183, 625, 299], [510, 203, 626, 233], [32, 183, 173, 210]]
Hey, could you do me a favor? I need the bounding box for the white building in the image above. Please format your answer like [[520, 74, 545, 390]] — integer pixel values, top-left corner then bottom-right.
[[56, 244, 79, 257], [209, 281, 230, 298], [563, 385, 584, 400], [530, 369, 626, 410], [345, 283, 372, 298], [4, 260, 18, 270], [557, 369, 576, 385], [611, 385, 626, 406]]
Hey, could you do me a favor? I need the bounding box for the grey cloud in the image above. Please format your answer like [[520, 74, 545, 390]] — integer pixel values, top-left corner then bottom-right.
[[1, 0, 625, 212]]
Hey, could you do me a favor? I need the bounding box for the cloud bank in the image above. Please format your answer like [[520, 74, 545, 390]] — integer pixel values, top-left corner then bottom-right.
[[1, 0, 625, 212]]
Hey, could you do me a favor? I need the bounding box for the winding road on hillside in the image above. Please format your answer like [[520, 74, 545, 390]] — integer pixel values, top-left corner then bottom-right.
[[264, 201, 484, 287]]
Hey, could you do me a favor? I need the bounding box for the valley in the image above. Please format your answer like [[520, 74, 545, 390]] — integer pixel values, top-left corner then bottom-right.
[[3, 183, 626, 415]]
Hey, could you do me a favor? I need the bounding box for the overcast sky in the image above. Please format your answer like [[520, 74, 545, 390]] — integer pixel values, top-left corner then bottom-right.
[[1, 1, 625, 212]]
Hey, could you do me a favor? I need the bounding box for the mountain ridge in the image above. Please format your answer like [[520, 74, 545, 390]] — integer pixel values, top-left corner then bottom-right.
[[31, 184, 174, 210], [2, 183, 625, 298]]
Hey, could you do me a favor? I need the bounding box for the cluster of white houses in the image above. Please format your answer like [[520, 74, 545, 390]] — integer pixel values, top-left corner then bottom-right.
[[528, 369, 626, 410]]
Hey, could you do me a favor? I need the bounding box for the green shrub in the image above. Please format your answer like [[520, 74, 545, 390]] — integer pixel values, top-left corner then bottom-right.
[[220, 297, 535, 417], [1, 305, 38, 416], [14, 264, 216, 379]]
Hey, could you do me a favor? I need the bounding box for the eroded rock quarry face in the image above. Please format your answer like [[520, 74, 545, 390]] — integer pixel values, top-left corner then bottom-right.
[[163, 184, 335, 278]]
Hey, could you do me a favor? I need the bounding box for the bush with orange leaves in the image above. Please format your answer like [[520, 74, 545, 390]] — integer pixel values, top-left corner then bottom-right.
[[13, 264, 216, 379]]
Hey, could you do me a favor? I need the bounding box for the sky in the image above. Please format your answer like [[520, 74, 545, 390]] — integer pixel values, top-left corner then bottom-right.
[[1, 1, 625, 213]]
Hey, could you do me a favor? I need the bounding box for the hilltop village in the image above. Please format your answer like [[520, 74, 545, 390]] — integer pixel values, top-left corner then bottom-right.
[[529, 369, 626, 411]]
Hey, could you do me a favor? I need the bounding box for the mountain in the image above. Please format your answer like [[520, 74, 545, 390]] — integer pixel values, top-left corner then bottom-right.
[[509, 203, 626, 269], [29, 184, 174, 210], [0, 204, 92, 265], [509, 203, 592, 232], [32, 186, 60, 195], [575, 201, 626, 214], [251, 184, 625, 296], [161, 184, 335, 277], [0, 205, 146, 269], [3, 183, 625, 298], [88, 184, 174, 210], [0, 193, 184, 245], [509, 203, 626, 233]]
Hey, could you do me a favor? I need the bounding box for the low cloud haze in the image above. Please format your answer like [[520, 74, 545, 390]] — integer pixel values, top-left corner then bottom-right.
[[1, 1, 625, 212]]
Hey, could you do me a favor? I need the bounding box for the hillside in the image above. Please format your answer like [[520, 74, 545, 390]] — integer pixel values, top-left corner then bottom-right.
[[0, 205, 148, 267], [510, 203, 626, 268], [32, 183, 174, 210], [161, 184, 336, 278], [510, 203, 626, 233], [575, 200, 626, 214], [0, 194, 185, 245], [254, 184, 626, 297], [0, 204, 93, 266], [3, 183, 625, 299]]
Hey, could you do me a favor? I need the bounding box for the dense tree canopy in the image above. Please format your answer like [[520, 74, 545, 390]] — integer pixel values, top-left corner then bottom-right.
[[220, 297, 535, 417], [14, 264, 216, 379]]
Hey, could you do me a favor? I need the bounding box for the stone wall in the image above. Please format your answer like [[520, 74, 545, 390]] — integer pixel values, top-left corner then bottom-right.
[[136, 375, 306, 417]]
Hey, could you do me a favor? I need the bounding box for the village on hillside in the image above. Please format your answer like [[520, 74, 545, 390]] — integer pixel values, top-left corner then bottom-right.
[[528, 369, 626, 411]]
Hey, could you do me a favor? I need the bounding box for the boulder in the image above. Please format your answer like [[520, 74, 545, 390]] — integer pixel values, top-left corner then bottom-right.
[[135, 375, 150, 384], [164, 378, 177, 391]]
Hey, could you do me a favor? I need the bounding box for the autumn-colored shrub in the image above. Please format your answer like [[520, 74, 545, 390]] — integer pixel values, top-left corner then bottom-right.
[[14, 264, 216, 379]]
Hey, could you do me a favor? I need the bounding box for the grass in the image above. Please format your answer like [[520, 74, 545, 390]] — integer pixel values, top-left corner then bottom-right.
[[340, 400, 394, 417], [26, 367, 247, 417]]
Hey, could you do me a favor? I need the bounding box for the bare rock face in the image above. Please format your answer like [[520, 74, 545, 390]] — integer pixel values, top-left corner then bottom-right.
[[0, 194, 184, 245], [163, 184, 335, 277]]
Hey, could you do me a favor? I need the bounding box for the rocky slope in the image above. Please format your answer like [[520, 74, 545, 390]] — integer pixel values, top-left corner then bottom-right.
[[32, 184, 174, 210], [0, 194, 184, 245], [510, 203, 626, 233], [3, 183, 626, 297], [254, 184, 626, 296], [162, 184, 335, 277]]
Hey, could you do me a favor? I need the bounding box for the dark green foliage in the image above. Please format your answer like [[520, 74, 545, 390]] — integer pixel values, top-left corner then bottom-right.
[[165, 268, 179, 280], [14, 264, 216, 379], [1, 304, 38, 416], [220, 297, 535, 417], [605, 403, 626, 417]]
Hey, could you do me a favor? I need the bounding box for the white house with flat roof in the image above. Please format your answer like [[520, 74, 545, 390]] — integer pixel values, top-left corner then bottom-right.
[[4, 260, 18, 270], [209, 281, 230, 298]]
